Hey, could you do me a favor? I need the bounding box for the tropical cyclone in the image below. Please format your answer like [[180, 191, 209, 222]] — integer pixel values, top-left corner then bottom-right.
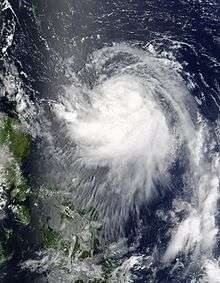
[[54, 44, 199, 236]]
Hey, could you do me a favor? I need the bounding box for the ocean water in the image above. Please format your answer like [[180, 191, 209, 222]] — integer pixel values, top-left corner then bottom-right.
[[0, 0, 220, 282]]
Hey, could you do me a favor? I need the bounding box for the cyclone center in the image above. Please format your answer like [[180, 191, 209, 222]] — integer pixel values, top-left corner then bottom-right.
[[71, 76, 173, 171]]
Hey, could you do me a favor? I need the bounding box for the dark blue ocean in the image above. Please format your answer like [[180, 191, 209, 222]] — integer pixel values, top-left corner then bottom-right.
[[0, 0, 220, 282]]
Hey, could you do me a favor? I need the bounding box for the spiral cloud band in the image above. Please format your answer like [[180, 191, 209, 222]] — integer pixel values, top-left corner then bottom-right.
[[53, 44, 219, 276]]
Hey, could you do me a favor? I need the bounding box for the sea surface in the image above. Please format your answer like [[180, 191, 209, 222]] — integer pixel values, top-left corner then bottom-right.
[[0, 0, 220, 282]]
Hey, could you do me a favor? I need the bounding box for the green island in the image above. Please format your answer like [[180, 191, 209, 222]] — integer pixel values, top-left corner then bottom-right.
[[0, 116, 31, 265], [0, 115, 121, 281]]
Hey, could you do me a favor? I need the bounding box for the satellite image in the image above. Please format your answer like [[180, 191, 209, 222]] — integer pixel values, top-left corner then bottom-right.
[[0, 0, 220, 282]]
